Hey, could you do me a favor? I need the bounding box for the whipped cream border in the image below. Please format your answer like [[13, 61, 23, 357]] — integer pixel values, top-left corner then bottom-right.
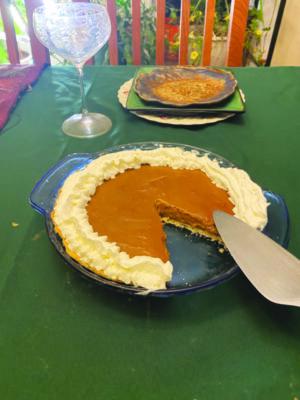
[[53, 147, 268, 290]]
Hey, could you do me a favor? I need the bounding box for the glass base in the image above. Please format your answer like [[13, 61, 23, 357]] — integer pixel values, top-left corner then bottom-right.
[[62, 113, 112, 138]]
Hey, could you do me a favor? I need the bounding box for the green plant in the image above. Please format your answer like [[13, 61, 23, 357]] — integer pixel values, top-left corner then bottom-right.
[[165, 1, 180, 25], [0, 0, 29, 63], [165, 0, 230, 65], [12, 0, 28, 34], [0, 18, 7, 63], [243, 0, 272, 66], [0, 45, 9, 63], [103, 0, 156, 65], [188, 32, 203, 65], [167, 33, 179, 56], [188, 0, 230, 65], [166, 0, 273, 67], [190, 0, 205, 26]]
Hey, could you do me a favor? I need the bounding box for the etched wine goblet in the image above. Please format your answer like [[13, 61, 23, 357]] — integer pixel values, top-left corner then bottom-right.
[[33, 2, 112, 138]]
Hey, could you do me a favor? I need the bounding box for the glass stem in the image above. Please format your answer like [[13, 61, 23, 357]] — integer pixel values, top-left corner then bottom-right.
[[76, 66, 88, 118]]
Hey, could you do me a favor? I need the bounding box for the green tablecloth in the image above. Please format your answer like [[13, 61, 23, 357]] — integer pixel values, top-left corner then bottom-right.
[[0, 66, 299, 400]]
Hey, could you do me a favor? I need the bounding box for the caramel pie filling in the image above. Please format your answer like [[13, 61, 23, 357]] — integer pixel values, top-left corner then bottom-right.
[[86, 165, 234, 262], [153, 77, 225, 103]]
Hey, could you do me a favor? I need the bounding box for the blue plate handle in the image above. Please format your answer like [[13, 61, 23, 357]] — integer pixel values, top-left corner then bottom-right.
[[30, 153, 94, 215]]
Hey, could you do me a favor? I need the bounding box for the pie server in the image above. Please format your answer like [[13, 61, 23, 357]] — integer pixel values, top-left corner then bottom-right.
[[213, 210, 300, 307]]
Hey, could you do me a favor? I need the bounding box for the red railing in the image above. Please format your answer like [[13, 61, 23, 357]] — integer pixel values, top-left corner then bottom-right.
[[0, 0, 249, 67]]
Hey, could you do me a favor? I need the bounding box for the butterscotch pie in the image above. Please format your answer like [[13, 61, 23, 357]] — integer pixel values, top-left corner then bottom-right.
[[52, 147, 268, 291]]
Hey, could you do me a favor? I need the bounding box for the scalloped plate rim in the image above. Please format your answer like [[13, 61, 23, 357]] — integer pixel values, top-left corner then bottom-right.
[[134, 66, 238, 107]]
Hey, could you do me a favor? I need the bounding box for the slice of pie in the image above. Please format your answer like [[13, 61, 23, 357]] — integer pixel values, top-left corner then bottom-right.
[[52, 147, 268, 291]]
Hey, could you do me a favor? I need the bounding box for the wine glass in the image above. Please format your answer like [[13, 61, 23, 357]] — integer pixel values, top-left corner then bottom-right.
[[33, 2, 112, 138]]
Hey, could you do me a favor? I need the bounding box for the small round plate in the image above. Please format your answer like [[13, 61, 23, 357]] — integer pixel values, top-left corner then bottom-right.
[[30, 142, 290, 297]]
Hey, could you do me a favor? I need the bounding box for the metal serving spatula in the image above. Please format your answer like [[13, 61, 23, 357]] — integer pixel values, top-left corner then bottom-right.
[[213, 210, 300, 307]]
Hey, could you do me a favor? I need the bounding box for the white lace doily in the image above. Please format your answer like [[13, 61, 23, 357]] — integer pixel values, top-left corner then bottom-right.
[[117, 79, 244, 126]]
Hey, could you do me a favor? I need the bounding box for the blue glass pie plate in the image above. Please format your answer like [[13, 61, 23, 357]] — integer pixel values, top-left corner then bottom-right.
[[30, 142, 290, 297]]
